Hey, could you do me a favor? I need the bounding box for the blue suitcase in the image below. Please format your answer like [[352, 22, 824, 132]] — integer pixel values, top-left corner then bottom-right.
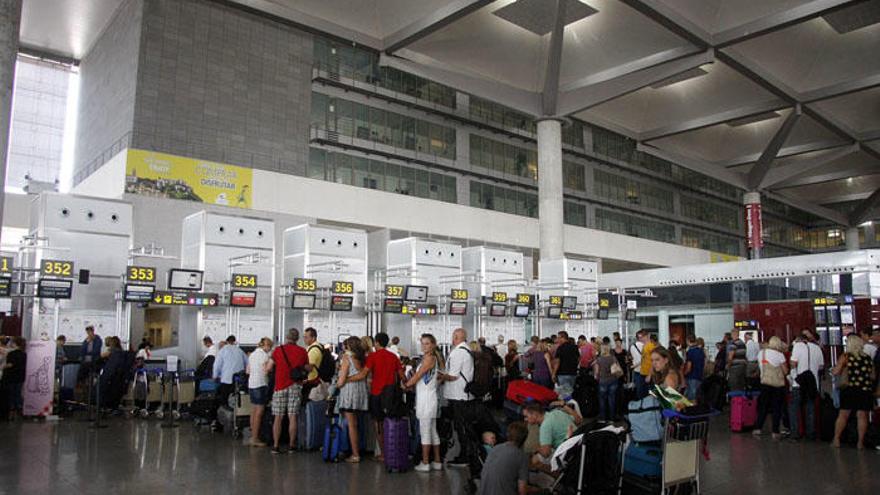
[[322, 416, 343, 462], [297, 400, 328, 450], [624, 442, 662, 478], [339, 412, 368, 454]]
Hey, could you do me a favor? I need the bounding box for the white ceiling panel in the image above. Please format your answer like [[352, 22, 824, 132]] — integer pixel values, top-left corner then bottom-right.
[[653, 0, 818, 35], [811, 86, 880, 136], [20, 0, 124, 59]]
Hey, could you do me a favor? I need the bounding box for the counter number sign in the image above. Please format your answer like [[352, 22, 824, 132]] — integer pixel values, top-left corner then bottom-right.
[[516, 293, 532, 305], [599, 297, 610, 308], [450, 289, 468, 301], [332, 281, 354, 294], [41, 259, 74, 278], [385, 285, 404, 298], [294, 278, 317, 292], [0, 256, 12, 273], [549, 295, 563, 306], [233, 274, 257, 288], [127, 266, 156, 283], [492, 292, 508, 303]]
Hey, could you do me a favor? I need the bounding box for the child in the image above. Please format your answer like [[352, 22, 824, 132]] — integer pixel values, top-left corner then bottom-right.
[[481, 431, 497, 456]]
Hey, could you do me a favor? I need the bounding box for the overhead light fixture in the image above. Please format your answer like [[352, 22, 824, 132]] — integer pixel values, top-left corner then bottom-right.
[[726, 111, 781, 127], [649, 67, 708, 89], [493, 0, 598, 36], [823, 1, 880, 34]]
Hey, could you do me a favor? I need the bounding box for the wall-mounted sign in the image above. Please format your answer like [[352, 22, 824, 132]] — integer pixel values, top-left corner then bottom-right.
[[598, 297, 610, 308], [450, 289, 468, 301], [123, 283, 156, 302], [168, 269, 204, 291], [232, 274, 257, 288], [492, 292, 508, 303], [41, 259, 74, 278], [385, 285, 404, 298], [383, 298, 404, 313], [230, 290, 257, 307], [332, 281, 354, 294], [0, 276, 12, 297], [549, 295, 563, 307], [126, 266, 156, 283], [37, 279, 73, 299], [330, 295, 353, 311], [745, 202, 764, 249], [516, 293, 533, 306], [0, 256, 12, 273], [402, 304, 437, 316], [152, 290, 218, 307], [734, 320, 759, 330], [294, 278, 317, 292]]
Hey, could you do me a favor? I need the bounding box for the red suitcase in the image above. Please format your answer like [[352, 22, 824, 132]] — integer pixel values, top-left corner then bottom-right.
[[506, 379, 558, 406]]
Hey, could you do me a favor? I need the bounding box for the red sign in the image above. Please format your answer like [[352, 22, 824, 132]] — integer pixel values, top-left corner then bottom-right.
[[230, 290, 256, 308], [745, 203, 763, 249]]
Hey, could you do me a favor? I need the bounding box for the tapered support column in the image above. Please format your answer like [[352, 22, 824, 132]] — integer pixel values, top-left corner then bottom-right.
[[538, 118, 564, 261]]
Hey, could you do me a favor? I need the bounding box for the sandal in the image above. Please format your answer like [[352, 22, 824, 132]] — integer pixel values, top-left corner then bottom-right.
[[346, 456, 361, 463]]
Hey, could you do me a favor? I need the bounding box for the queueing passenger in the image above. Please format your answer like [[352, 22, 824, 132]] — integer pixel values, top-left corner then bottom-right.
[[55, 335, 67, 377], [404, 333, 445, 472], [265, 328, 311, 454], [1, 337, 26, 421], [635, 331, 656, 399], [593, 343, 619, 421], [832, 336, 875, 449], [504, 340, 521, 381], [726, 330, 748, 392], [247, 337, 272, 447], [212, 335, 248, 430], [788, 330, 824, 442], [303, 327, 323, 397], [683, 335, 705, 401], [336, 336, 369, 463], [650, 346, 683, 392], [530, 340, 554, 390], [79, 326, 103, 381], [438, 328, 475, 467], [553, 331, 579, 396], [752, 337, 789, 440], [479, 422, 530, 495], [349, 332, 402, 461]]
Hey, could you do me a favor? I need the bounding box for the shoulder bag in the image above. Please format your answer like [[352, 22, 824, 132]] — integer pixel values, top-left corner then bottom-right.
[[794, 343, 818, 400], [280, 345, 308, 383], [760, 350, 786, 388]]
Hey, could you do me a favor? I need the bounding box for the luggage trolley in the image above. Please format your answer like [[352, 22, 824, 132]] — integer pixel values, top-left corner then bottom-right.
[[659, 409, 718, 494]]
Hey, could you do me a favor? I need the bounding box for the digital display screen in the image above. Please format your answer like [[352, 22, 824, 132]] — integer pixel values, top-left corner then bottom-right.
[[813, 307, 827, 326], [826, 306, 841, 325], [123, 283, 156, 302], [332, 281, 354, 294], [41, 259, 74, 278], [516, 293, 533, 307], [450, 289, 468, 301], [292, 293, 316, 309], [0, 256, 12, 273], [547, 306, 562, 319], [37, 278, 73, 299], [404, 285, 428, 302], [596, 308, 609, 320], [840, 305, 854, 325], [294, 278, 317, 293], [126, 266, 156, 283], [230, 290, 257, 307], [489, 304, 506, 317], [0, 276, 11, 298], [548, 295, 563, 307], [385, 285, 404, 298], [232, 274, 257, 288], [169, 269, 204, 291], [625, 309, 637, 321], [383, 298, 403, 313], [330, 295, 353, 312], [514, 305, 529, 317], [449, 301, 468, 315], [492, 292, 508, 303], [562, 296, 577, 310]]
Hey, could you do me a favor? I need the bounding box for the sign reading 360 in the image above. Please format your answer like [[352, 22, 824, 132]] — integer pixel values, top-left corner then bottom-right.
[[41, 259, 74, 278]]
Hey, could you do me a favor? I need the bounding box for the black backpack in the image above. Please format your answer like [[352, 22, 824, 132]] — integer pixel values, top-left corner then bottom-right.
[[310, 344, 336, 383], [462, 349, 493, 398]]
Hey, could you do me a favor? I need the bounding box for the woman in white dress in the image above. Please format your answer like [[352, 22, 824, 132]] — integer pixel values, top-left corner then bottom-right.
[[405, 333, 444, 472]]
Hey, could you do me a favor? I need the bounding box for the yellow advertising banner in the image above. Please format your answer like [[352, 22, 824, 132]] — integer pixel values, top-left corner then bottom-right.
[[125, 149, 252, 208], [709, 251, 742, 263]]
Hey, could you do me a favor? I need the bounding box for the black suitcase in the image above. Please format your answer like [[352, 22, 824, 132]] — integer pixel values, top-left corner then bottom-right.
[[190, 392, 217, 420]]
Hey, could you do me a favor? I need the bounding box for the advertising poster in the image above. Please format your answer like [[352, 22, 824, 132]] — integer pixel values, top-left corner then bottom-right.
[[745, 202, 764, 249], [23, 340, 57, 417], [125, 149, 253, 208]]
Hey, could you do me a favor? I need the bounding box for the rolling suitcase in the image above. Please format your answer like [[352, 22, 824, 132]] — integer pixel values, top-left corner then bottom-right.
[[297, 400, 328, 450], [506, 379, 558, 405], [623, 442, 662, 479], [217, 405, 236, 435], [729, 392, 758, 432], [322, 416, 343, 462], [383, 416, 411, 472]]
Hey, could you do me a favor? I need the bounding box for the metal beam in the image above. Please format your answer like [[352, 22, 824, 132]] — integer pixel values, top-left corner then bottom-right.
[[542, 0, 567, 115], [379, 52, 540, 116], [557, 49, 714, 115], [714, 0, 866, 48], [639, 100, 788, 142], [849, 188, 880, 226], [382, 0, 496, 53], [618, 0, 711, 47], [774, 162, 880, 189], [762, 144, 861, 188], [802, 71, 880, 103], [769, 190, 851, 226], [559, 46, 699, 92], [748, 106, 802, 189], [635, 142, 747, 189], [720, 139, 849, 167]]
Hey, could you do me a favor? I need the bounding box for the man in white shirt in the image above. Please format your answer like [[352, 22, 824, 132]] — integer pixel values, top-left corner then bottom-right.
[[439, 328, 474, 467], [745, 333, 760, 362], [788, 331, 824, 441], [494, 335, 507, 359], [861, 330, 878, 360]]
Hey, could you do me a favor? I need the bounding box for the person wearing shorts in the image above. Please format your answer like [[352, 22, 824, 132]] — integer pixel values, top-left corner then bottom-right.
[[247, 337, 273, 447], [265, 329, 310, 454]]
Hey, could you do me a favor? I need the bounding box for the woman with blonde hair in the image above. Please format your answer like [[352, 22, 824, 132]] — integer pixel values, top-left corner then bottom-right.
[[752, 336, 789, 440], [832, 336, 875, 449], [247, 337, 273, 447], [337, 336, 369, 462], [405, 333, 445, 472], [593, 343, 620, 420], [531, 340, 554, 390]]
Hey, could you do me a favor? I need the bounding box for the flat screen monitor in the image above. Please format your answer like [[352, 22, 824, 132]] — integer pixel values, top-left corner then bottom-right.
[[383, 298, 403, 313], [449, 301, 468, 315], [596, 308, 609, 320], [625, 309, 637, 321], [292, 293, 316, 310], [37, 278, 73, 299], [489, 304, 506, 317], [514, 305, 529, 317], [547, 306, 562, 319], [230, 290, 257, 308], [562, 296, 577, 310], [840, 305, 854, 325], [123, 283, 155, 303], [169, 269, 204, 291], [404, 285, 428, 302], [826, 306, 841, 325], [330, 295, 353, 311], [813, 307, 827, 326]]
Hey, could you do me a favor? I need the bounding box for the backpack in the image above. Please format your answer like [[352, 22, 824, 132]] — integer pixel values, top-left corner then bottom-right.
[[461, 349, 493, 399], [310, 344, 336, 383]]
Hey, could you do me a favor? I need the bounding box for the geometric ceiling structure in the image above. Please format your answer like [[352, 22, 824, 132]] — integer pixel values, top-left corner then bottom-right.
[[19, 0, 880, 224]]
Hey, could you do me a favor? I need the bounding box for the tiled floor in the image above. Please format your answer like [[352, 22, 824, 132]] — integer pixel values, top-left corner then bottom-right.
[[0, 416, 876, 494]]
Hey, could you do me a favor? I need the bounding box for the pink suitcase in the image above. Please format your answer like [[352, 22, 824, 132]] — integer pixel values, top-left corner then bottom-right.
[[730, 395, 758, 432]]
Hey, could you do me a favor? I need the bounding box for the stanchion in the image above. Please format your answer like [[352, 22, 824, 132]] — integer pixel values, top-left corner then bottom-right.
[[89, 369, 109, 429], [161, 371, 179, 429]]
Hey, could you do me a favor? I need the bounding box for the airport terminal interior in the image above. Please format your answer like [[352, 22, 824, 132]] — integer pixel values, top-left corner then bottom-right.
[[1, 0, 879, 493]]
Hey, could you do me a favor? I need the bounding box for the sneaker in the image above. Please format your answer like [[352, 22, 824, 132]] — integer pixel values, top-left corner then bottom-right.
[[414, 463, 431, 472], [431, 462, 444, 471], [345, 456, 361, 464], [287, 445, 297, 454], [271, 447, 282, 455], [250, 440, 267, 447], [752, 430, 763, 437], [447, 457, 469, 467]]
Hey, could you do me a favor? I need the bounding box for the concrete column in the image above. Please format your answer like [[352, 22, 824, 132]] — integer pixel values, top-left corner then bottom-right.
[[865, 222, 876, 248], [537, 118, 564, 261], [657, 310, 670, 348], [0, 0, 22, 245], [743, 191, 762, 259], [846, 226, 860, 251]]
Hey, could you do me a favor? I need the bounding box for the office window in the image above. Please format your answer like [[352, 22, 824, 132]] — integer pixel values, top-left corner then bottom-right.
[[564, 201, 587, 227], [563, 161, 585, 191], [680, 194, 740, 231], [595, 209, 675, 243], [594, 169, 673, 213], [470, 180, 537, 218], [680, 228, 741, 256], [469, 135, 537, 181]]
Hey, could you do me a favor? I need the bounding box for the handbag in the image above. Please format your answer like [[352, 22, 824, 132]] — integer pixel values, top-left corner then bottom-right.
[[280, 345, 307, 383], [610, 361, 624, 378], [759, 351, 786, 388]]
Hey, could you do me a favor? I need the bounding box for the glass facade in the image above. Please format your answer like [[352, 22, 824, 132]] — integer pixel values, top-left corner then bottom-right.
[[469, 135, 537, 180], [468, 96, 585, 148], [680, 193, 739, 231], [309, 148, 456, 203], [563, 161, 586, 191], [680, 228, 741, 256], [564, 201, 587, 227], [594, 168, 674, 213], [595, 209, 676, 243], [311, 93, 456, 159], [469, 180, 538, 217]]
